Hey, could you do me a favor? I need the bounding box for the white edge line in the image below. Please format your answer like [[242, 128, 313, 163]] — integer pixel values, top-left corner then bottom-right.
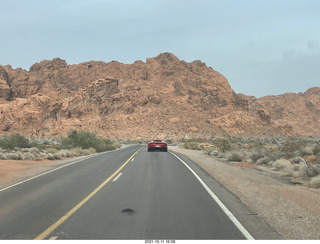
[[112, 172, 123, 182], [49, 236, 58, 240], [0, 150, 113, 193], [170, 152, 255, 240]]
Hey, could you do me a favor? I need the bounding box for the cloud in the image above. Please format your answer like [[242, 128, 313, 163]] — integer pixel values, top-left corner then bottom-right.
[[229, 44, 320, 97], [307, 40, 320, 52]]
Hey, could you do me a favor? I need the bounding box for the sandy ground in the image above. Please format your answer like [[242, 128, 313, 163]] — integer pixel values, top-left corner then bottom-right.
[[0, 159, 53, 186], [0, 156, 89, 189], [169, 146, 320, 240], [1, 147, 320, 239]]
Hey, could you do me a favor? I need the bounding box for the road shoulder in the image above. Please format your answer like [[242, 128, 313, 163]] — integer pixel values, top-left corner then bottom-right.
[[169, 146, 320, 240]]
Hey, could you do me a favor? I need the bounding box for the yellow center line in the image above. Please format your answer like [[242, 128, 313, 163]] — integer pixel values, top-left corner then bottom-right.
[[34, 148, 141, 240]]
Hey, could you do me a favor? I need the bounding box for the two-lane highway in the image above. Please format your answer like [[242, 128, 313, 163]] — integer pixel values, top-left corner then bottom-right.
[[0, 145, 252, 240]]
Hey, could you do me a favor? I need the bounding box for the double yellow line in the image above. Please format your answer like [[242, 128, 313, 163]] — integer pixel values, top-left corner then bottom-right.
[[35, 148, 141, 240]]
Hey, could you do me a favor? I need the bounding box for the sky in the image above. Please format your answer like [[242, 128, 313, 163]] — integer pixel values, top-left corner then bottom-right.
[[0, 0, 319, 97]]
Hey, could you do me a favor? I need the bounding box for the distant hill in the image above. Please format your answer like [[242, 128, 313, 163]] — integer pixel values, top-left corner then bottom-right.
[[1, 53, 319, 140]]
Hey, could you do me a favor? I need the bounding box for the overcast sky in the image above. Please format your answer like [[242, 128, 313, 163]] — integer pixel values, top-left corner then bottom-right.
[[1, 0, 319, 97]]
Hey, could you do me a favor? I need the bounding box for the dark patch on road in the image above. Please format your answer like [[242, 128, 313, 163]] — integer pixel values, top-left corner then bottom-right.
[[121, 208, 134, 215]]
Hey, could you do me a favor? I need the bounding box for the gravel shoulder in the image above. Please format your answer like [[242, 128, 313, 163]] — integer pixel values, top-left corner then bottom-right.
[[169, 146, 320, 240]]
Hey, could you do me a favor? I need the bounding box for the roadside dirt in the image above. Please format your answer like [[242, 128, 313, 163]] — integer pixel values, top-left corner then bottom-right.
[[0, 157, 81, 189], [169, 146, 320, 240], [0, 159, 52, 186]]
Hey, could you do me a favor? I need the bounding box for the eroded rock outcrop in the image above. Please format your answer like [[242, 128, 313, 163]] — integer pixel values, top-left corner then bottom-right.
[[0, 53, 319, 139]]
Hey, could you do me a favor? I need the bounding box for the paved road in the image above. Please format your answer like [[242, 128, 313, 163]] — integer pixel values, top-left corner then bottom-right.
[[0, 145, 278, 240]]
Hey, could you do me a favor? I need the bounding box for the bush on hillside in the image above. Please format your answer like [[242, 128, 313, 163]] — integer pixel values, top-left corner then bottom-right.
[[226, 151, 245, 162], [313, 143, 320, 156], [183, 142, 201, 150], [0, 133, 31, 150], [61, 130, 120, 152], [278, 138, 307, 158], [310, 176, 320, 188], [215, 138, 231, 152], [272, 159, 292, 171]]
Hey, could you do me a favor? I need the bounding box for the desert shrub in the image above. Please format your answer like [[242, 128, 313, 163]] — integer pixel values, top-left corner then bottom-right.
[[31, 142, 50, 151], [217, 152, 225, 158], [181, 138, 206, 143], [298, 161, 320, 178], [53, 150, 72, 158], [291, 156, 305, 164], [272, 159, 292, 171], [70, 147, 83, 156], [37, 152, 47, 160], [210, 150, 219, 157], [248, 151, 264, 163], [203, 147, 215, 156], [281, 169, 294, 177], [256, 156, 270, 165], [298, 162, 311, 178], [272, 159, 294, 177], [54, 153, 61, 159], [90, 138, 113, 152], [46, 153, 55, 160], [112, 142, 121, 149], [292, 164, 300, 171], [5, 152, 21, 160], [0, 153, 6, 159], [313, 144, 320, 156], [226, 151, 245, 162], [17, 152, 23, 160], [45, 148, 58, 154], [80, 147, 97, 155], [62, 150, 73, 157], [246, 146, 268, 163], [84, 150, 92, 155], [0, 133, 31, 150], [23, 153, 36, 160], [301, 148, 313, 156], [310, 176, 320, 188], [267, 150, 285, 162], [215, 138, 231, 152], [61, 130, 97, 149], [245, 146, 282, 165], [61, 130, 119, 152], [29, 147, 40, 155], [82, 148, 95, 155], [183, 142, 201, 150], [57, 151, 67, 158], [278, 138, 307, 158]]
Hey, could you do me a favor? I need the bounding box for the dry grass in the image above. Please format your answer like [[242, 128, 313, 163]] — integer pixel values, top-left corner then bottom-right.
[[199, 135, 320, 188]]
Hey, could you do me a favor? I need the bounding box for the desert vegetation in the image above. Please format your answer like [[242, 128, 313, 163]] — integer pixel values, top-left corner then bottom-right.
[[182, 135, 320, 188], [0, 130, 121, 161]]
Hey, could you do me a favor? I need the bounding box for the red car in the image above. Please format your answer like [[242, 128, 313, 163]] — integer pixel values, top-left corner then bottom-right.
[[148, 140, 168, 152]]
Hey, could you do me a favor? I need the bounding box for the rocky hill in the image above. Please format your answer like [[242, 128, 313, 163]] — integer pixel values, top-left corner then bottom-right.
[[0, 53, 319, 140]]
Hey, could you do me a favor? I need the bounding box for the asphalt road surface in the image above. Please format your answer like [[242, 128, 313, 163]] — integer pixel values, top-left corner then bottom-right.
[[0, 145, 280, 240]]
